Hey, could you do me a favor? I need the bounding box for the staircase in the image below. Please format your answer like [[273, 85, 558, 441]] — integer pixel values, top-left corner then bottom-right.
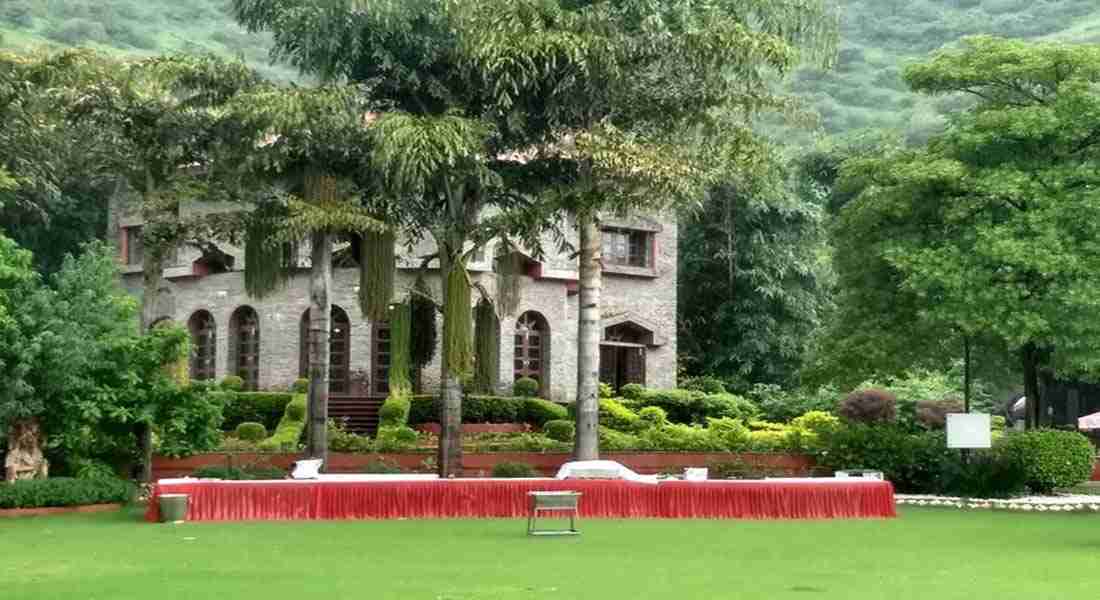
[[328, 396, 385, 436]]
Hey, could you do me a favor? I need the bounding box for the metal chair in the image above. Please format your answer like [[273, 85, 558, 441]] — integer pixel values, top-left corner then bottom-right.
[[527, 491, 581, 536]]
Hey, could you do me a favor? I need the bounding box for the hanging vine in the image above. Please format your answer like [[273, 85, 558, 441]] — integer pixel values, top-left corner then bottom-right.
[[495, 247, 523, 316], [359, 228, 396, 322], [409, 273, 438, 373], [442, 256, 473, 378], [473, 297, 500, 394], [243, 203, 291, 298], [388, 301, 412, 394]]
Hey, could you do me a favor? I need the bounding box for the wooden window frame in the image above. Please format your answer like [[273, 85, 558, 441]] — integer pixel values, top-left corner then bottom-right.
[[514, 311, 549, 398], [299, 306, 352, 395], [188, 311, 217, 381], [231, 307, 260, 391]]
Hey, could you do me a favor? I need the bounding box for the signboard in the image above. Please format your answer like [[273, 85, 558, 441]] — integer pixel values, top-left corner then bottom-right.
[[946, 413, 992, 449]]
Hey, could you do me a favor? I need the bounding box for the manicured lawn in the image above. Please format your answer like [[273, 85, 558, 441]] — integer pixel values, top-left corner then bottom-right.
[[3, 507, 1099, 600]]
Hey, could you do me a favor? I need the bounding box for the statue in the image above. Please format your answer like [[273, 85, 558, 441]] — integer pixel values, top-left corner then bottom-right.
[[4, 419, 48, 482]]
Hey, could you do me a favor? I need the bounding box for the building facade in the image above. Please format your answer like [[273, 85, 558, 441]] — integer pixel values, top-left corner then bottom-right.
[[111, 201, 678, 406]]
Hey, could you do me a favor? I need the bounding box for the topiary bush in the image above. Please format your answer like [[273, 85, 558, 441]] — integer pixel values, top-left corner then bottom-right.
[[598, 382, 614, 398], [220, 375, 245, 392], [0, 477, 132, 509], [600, 399, 642, 432], [837, 388, 897, 424], [620, 383, 646, 400], [998, 429, 1095, 494], [235, 422, 267, 442], [374, 425, 419, 452], [491, 461, 539, 478], [522, 398, 568, 427], [379, 391, 412, 427], [257, 395, 307, 452], [637, 406, 669, 428], [543, 419, 575, 443], [513, 377, 539, 398], [220, 392, 293, 432], [407, 395, 437, 425], [464, 395, 523, 423], [291, 378, 309, 394]]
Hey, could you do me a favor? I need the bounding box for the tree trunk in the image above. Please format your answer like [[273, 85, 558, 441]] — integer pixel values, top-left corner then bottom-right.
[[139, 245, 165, 483], [574, 213, 601, 460], [306, 230, 333, 465], [1022, 342, 1041, 429], [437, 253, 464, 478]]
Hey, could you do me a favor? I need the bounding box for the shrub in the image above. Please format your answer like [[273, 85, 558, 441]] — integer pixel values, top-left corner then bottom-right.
[[838, 388, 897, 424], [327, 421, 372, 453], [998, 429, 1095, 494], [522, 398, 568, 427], [620, 383, 647, 400], [220, 375, 245, 392], [600, 399, 642, 432], [513, 377, 539, 398], [681, 375, 726, 394], [640, 424, 724, 452], [748, 430, 793, 452], [938, 451, 1027, 498], [748, 384, 840, 423], [598, 382, 614, 398], [362, 459, 402, 474], [637, 406, 669, 428], [790, 411, 841, 436], [817, 425, 953, 493], [543, 419, 575, 443], [705, 417, 751, 450], [599, 426, 642, 451], [915, 398, 964, 430], [708, 459, 790, 480], [257, 395, 307, 452], [155, 385, 226, 458], [71, 459, 118, 481], [190, 465, 286, 480], [235, 422, 267, 442], [698, 393, 759, 422], [464, 433, 570, 453], [627, 389, 699, 423], [379, 392, 412, 427], [407, 395, 437, 425], [291, 378, 309, 394], [0, 477, 132, 509], [45, 18, 109, 45], [464, 395, 523, 423], [374, 426, 419, 452], [220, 392, 292, 431], [491, 462, 539, 478]]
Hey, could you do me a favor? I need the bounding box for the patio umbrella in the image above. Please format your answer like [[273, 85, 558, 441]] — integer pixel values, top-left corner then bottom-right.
[[1077, 411, 1100, 431]]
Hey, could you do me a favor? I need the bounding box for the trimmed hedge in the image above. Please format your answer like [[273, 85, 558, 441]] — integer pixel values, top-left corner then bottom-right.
[[218, 392, 294, 432], [513, 377, 539, 398], [379, 392, 412, 427], [999, 429, 1095, 494], [235, 422, 267, 442], [257, 394, 307, 452], [0, 477, 132, 509], [492, 462, 539, 478], [600, 399, 642, 432], [191, 465, 287, 480], [623, 390, 758, 425], [407, 395, 567, 426], [522, 398, 568, 426], [543, 419, 575, 442]]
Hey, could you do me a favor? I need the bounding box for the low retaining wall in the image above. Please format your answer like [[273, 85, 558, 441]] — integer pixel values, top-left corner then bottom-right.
[[0, 503, 123, 519], [153, 452, 816, 479], [414, 423, 532, 435]]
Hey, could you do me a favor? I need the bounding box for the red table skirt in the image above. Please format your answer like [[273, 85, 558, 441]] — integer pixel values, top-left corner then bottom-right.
[[146, 479, 895, 522]]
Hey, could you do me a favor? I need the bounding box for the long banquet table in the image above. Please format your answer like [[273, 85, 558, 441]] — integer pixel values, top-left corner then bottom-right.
[[145, 477, 896, 522]]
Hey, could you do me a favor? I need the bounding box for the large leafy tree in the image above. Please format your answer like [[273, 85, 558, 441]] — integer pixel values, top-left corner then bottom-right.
[[840, 36, 1100, 427], [679, 140, 830, 389]]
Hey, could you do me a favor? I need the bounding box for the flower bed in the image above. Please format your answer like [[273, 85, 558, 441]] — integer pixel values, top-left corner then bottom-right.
[[897, 494, 1100, 513]]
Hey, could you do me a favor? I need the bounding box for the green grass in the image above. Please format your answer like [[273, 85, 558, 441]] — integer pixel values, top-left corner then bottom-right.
[[3, 507, 1100, 599]]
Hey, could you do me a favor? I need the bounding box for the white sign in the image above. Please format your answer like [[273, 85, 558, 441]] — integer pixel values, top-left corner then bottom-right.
[[946, 413, 992, 449]]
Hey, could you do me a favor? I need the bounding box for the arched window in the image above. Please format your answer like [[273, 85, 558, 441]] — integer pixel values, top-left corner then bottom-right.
[[299, 305, 352, 394], [372, 321, 391, 397], [188, 311, 217, 381], [229, 306, 260, 391], [514, 311, 549, 397]]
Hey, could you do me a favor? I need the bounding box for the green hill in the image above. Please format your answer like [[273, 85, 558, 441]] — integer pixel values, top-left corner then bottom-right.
[[3, 0, 1099, 139]]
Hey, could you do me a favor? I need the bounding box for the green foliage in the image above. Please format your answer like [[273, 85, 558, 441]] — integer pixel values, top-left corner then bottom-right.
[[637, 406, 669, 429], [327, 419, 372, 453], [998, 430, 1096, 494], [705, 418, 752, 450], [220, 376, 245, 392], [680, 376, 727, 394], [235, 422, 267, 442], [219, 392, 292, 432], [409, 275, 438, 374], [155, 384, 225, 458], [388, 302, 412, 394], [291, 378, 309, 394], [598, 383, 614, 399], [257, 394, 306, 452], [639, 424, 726, 452], [817, 424, 954, 493], [190, 465, 286, 480], [512, 377, 539, 399], [599, 399, 642, 433], [362, 459, 402, 474], [379, 391, 412, 428], [462, 396, 522, 424], [473, 299, 500, 394], [360, 230, 395, 323], [71, 459, 119, 481], [542, 420, 575, 443], [620, 384, 646, 401], [624, 389, 759, 425], [748, 385, 841, 423], [0, 477, 132, 509], [521, 398, 568, 427], [938, 452, 1028, 499], [373, 426, 419, 453], [442, 259, 473, 378], [598, 427, 643, 452], [490, 462, 538, 478], [406, 395, 438, 426]]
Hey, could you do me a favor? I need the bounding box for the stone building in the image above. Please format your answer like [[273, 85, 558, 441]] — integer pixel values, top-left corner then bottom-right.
[[111, 200, 677, 426]]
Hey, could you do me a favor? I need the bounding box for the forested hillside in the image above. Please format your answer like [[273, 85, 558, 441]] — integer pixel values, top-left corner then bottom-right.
[[5, 1, 1099, 139]]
